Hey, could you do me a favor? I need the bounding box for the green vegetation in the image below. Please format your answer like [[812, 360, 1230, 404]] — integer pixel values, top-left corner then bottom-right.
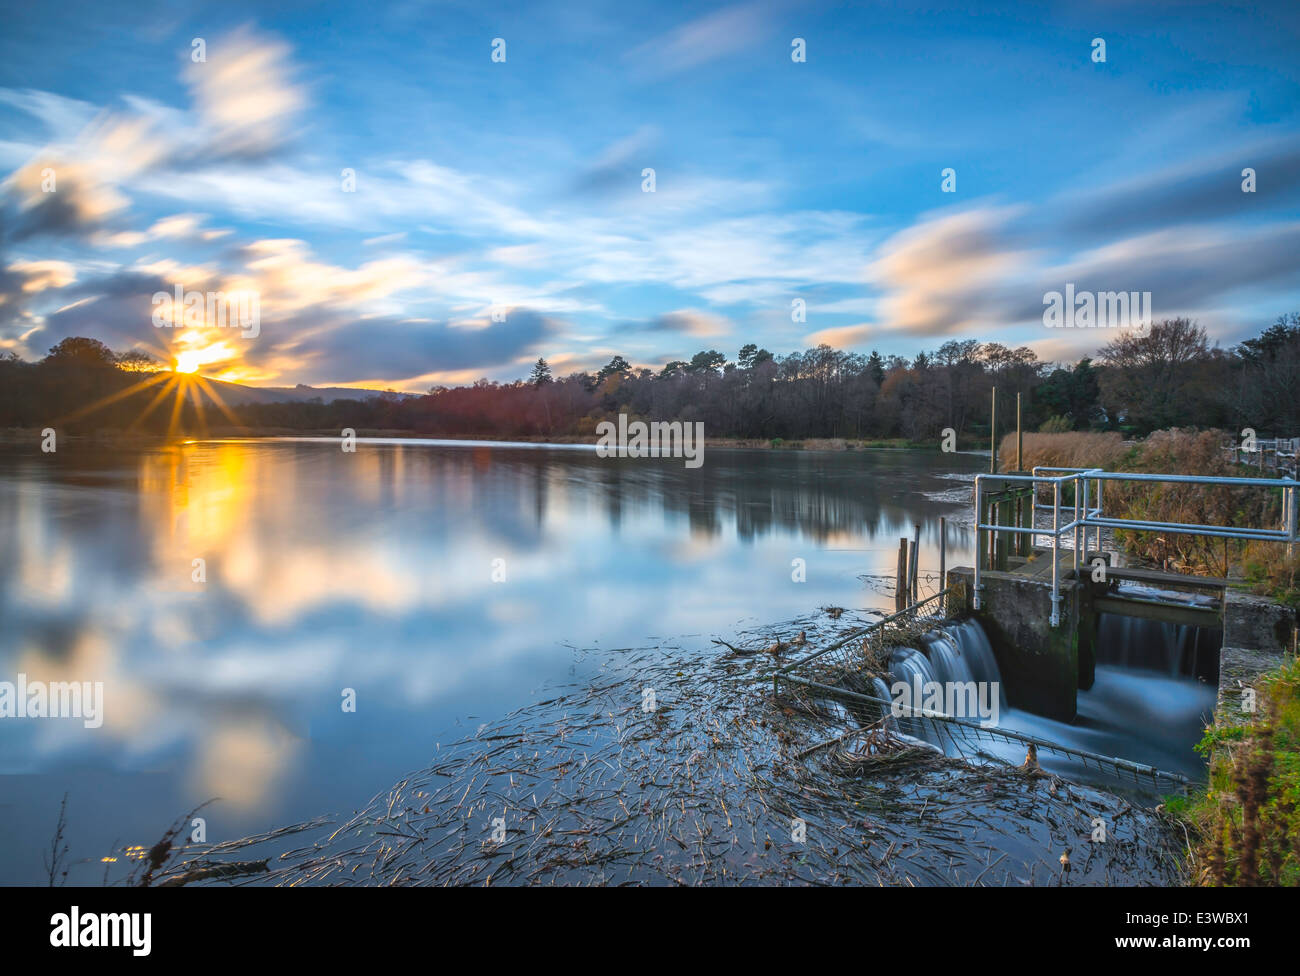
[[1171, 656, 1300, 886]]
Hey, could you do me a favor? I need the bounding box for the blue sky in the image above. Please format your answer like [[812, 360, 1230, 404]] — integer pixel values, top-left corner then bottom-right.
[[1, 0, 1298, 389]]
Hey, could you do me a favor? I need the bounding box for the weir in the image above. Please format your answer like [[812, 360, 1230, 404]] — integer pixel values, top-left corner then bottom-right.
[[949, 466, 1298, 721], [775, 605, 1208, 789], [775, 465, 1298, 791]]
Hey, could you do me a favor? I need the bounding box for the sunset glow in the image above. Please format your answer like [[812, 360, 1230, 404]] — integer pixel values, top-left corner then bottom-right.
[[174, 332, 238, 375]]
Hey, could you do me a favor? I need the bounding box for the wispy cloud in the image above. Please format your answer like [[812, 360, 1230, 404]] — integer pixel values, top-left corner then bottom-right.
[[625, 2, 771, 77]]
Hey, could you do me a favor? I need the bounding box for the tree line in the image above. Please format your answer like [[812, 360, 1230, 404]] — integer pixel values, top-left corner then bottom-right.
[[1, 316, 1296, 441]]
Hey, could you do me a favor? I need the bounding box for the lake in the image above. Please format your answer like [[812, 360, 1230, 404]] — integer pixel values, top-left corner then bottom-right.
[[0, 438, 984, 883]]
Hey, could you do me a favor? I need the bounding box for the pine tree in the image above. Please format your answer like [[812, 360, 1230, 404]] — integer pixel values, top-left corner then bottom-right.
[[529, 357, 552, 387]]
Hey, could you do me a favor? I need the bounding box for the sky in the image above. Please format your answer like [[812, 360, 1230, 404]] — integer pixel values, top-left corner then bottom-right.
[[0, 0, 1297, 391]]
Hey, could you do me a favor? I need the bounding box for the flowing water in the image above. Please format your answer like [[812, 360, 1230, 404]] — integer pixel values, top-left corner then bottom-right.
[[885, 614, 1217, 785]]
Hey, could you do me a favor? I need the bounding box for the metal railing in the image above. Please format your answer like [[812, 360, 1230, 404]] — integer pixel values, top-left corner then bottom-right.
[[973, 467, 1299, 627], [772, 586, 954, 695]]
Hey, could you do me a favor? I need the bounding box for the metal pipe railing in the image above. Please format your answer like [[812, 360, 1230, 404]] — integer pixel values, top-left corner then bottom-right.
[[973, 467, 1298, 628]]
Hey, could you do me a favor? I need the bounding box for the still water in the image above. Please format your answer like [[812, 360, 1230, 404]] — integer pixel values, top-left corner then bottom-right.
[[0, 438, 982, 883]]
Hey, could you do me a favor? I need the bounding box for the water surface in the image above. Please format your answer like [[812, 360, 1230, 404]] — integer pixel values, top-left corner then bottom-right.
[[0, 438, 981, 883]]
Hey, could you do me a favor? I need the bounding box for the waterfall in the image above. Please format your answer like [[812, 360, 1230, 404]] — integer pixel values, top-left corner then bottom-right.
[[1096, 613, 1220, 683], [921, 620, 1007, 710], [870, 677, 895, 705], [886, 621, 1006, 707], [883, 620, 1006, 750], [869, 614, 1217, 783]]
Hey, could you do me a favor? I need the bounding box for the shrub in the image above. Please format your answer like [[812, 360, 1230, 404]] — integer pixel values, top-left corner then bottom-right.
[[997, 428, 1292, 600]]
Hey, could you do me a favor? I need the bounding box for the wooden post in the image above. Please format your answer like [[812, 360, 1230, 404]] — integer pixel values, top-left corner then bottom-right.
[[990, 386, 998, 473], [896, 538, 908, 612]]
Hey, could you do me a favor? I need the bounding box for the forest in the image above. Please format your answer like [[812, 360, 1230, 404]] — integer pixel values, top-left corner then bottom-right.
[[2, 315, 1297, 442]]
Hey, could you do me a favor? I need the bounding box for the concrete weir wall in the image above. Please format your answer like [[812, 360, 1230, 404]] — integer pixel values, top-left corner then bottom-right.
[[949, 560, 1297, 725], [1217, 590, 1297, 718], [946, 566, 1081, 721]]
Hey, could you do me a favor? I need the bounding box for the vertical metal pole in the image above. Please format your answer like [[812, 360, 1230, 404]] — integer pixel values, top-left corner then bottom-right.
[[1094, 477, 1103, 556], [1288, 481, 1297, 558], [1072, 475, 1081, 574], [1081, 476, 1090, 566], [990, 387, 998, 474], [973, 476, 983, 610], [990, 495, 1000, 570], [1050, 480, 1061, 627], [907, 539, 918, 607], [910, 522, 921, 604], [939, 516, 947, 614]]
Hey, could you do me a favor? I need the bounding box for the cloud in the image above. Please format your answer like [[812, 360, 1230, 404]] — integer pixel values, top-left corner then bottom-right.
[[0, 258, 79, 333], [626, 3, 770, 77], [257, 308, 555, 386], [2, 154, 131, 239], [571, 125, 659, 197], [1056, 136, 1300, 241], [0, 30, 304, 243], [0, 89, 99, 140], [867, 206, 1037, 336], [180, 30, 306, 162], [866, 146, 1300, 345], [804, 323, 873, 349], [642, 308, 733, 337], [7, 259, 75, 292]]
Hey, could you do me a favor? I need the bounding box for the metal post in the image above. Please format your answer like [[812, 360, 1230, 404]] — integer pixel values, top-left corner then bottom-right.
[[1288, 480, 1297, 558], [1081, 475, 1090, 567], [1050, 480, 1061, 627], [910, 522, 921, 604], [939, 516, 947, 614], [1098, 476, 1105, 555], [1072, 474, 1081, 574], [973, 476, 983, 610]]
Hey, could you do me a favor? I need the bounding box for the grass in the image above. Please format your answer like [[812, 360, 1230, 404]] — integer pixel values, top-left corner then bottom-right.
[[1169, 655, 1300, 886]]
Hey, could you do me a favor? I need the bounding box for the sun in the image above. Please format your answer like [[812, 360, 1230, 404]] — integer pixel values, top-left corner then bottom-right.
[[174, 349, 202, 373], [172, 333, 236, 376]]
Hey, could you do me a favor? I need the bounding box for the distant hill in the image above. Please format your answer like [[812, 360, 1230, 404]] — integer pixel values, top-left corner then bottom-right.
[[202, 378, 419, 406]]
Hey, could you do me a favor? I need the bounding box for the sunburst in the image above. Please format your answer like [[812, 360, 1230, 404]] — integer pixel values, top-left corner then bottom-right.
[[56, 335, 247, 439]]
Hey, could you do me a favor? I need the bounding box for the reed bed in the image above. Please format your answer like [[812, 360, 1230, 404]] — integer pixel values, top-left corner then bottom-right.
[[1000, 428, 1290, 591]]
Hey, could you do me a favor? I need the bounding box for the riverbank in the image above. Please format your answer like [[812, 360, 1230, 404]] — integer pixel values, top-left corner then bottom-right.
[[0, 425, 986, 453]]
